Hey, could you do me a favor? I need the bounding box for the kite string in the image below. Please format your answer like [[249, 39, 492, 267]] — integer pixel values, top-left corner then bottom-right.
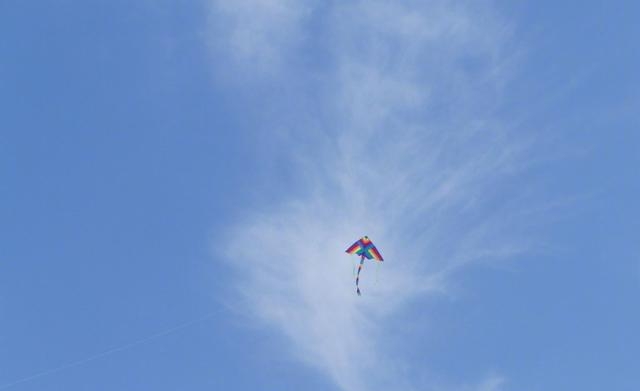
[[0, 312, 217, 390], [375, 260, 379, 285]]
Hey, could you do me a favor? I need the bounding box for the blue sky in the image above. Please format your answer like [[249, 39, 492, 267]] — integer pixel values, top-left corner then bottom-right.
[[1, 1, 638, 391]]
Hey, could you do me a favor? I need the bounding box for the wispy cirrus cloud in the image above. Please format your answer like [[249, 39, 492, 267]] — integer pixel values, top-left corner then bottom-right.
[[209, 1, 531, 390], [208, 0, 317, 76]]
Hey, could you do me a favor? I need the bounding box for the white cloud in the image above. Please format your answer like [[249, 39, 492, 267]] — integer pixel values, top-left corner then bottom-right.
[[477, 375, 506, 391], [208, 0, 317, 75], [210, 1, 531, 390]]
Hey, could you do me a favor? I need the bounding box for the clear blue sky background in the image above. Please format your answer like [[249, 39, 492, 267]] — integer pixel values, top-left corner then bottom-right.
[[1, 1, 638, 391]]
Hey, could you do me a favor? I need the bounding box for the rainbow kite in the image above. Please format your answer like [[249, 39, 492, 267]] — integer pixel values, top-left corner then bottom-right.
[[345, 236, 384, 296]]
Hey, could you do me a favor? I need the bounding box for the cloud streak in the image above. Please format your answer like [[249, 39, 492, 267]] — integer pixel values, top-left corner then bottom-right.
[[210, 1, 530, 390]]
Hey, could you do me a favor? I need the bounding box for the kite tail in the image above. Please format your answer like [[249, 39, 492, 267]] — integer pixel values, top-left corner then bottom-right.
[[355, 255, 365, 296]]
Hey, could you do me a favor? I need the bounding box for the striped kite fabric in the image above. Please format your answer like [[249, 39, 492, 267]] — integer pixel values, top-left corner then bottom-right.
[[345, 236, 384, 261]]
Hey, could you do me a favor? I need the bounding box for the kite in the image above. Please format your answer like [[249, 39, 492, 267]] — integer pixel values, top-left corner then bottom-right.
[[345, 236, 384, 296]]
